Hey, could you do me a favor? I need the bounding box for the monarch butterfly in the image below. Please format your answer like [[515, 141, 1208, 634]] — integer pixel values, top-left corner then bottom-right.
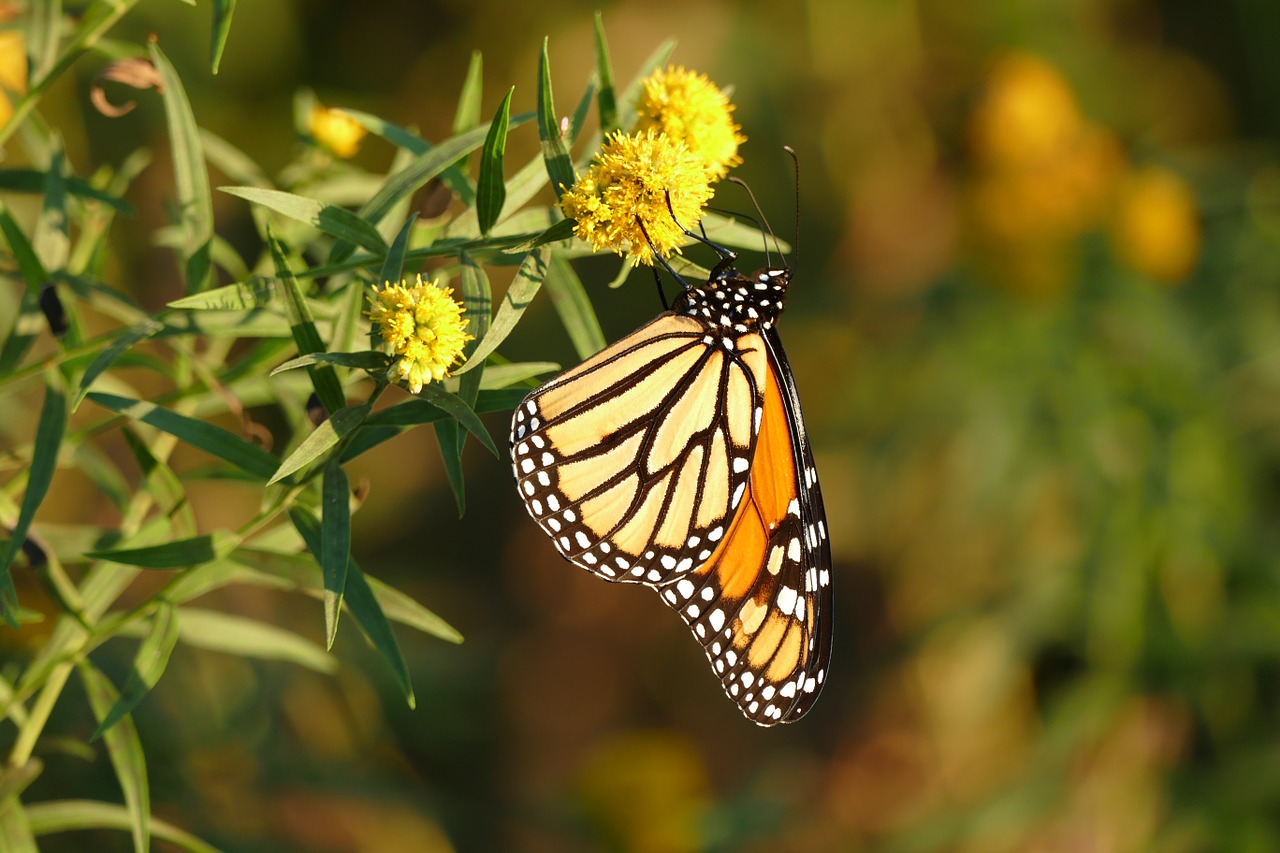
[[510, 225, 831, 726]]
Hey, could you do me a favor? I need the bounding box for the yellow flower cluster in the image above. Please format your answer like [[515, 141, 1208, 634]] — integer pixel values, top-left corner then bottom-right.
[[367, 276, 472, 393], [308, 104, 367, 159], [560, 130, 716, 265], [634, 66, 745, 180], [0, 24, 27, 131], [560, 66, 743, 266]]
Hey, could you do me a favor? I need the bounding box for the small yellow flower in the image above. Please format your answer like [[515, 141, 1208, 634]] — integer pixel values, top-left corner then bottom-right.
[[367, 275, 472, 393], [0, 25, 28, 131], [559, 130, 714, 266], [308, 104, 367, 158], [634, 65, 745, 180], [1111, 166, 1199, 284]]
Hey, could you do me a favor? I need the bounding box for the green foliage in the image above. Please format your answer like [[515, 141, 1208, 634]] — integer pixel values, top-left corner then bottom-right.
[[0, 5, 767, 847]]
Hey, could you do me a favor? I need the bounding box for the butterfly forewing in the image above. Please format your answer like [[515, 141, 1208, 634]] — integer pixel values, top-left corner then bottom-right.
[[511, 314, 765, 584], [655, 332, 831, 725]]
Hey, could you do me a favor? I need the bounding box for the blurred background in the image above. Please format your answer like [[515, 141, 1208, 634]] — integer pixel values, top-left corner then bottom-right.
[[9, 0, 1280, 850]]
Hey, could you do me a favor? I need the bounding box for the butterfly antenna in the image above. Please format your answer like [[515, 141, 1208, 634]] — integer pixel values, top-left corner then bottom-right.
[[727, 175, 785, 267], [664, 192, 737, 263], [705, 205, 772, 266], [785, 144, 799, 274], [636, 215, 686, 297]]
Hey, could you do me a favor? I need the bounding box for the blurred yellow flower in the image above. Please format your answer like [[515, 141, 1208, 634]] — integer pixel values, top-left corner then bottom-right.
[[634, 65, 745, 180], [307, 105, 367, 158], [1111, 166, 1199, 284], [367, 275, 472, 393], [559, 130, 714, 266], [967, 52, 1126, 297], [0, 26, 28, 131], [971, 53, 1082, 168]]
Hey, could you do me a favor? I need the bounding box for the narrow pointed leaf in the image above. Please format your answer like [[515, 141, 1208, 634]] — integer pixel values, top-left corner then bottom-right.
[[321, 458, 351, 648], [327, 123, 497, 266], [594, 12, 619, 133], [545, 253, 606, 359], [0, 375, 67, 626], [92, 601, 180, 740], [270, 351, 389, 376], [88, 531, 239, 569], [477, 87, 513, 236], [210, 0, 237, 73], [166, 607, 334, 672], [454, 246, 548, 372], [269, 231, 347, 416], [0, 169, 134, 212], [120, 428, 196, 538], [0, 202, 51, 374], [166, 276, 276, 311], [416, 385, 497, 457], [87, 393, 279, 480], [78, 663, 149, 853], [268, 403, 369, 484], [291, 510, 414, 705], [221, 187, 389, 255], [377, 213, 417, 289], [73, 318, 163, 410], [537, 39, 575, 200], [452, 50, 483, 172], [149, 42, 213, 292]]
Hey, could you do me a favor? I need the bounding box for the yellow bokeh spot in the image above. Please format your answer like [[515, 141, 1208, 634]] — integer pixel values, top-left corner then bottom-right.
[[559, 130, 714, 266], [634, 65, 745, 180], [1111, 166, 1199, 284], [0, 27, 29, 131], [367, 275, 472, 393], [308, 105, 367, 159], [971, 53, 1082, 168]]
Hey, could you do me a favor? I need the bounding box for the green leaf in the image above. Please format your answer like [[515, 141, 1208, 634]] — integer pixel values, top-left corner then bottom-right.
[[450, 360, 557, 390], [87, 393, 280, 480], [477, 87, 513, 236], [34, 147, 70, 275], [73, 318, 163, 410], [0, 168, 134, 213], [78, 662, 150, 853], [377, 214, 417, 290], [270, 351, 390, 376], [545, 253, 606, 360], [92, 601, 181, 740], [120, 428, 196, 539], [510, 217, 574, 252], [416, 384, 498, 457], [28, 0, 61, 81], [452, 50, 484, 172], [290, 510, 414, 704], [455, 246, 549, 372], [327, 123, 498, 266], [210, 0, 237, 74], [88, 532, 239, 569], [166, 276, 275, 311], [269, 230, 347, 416], [321, 458, 351, 649], [363, 573, 462, 644], [149, 42, 214, 293], [26, 800, 221, 853], [0, 374, 67, 626], [0, 202, 51, 374], [594, 12, 619, 133], [433, 418, 466, 514], [221, 187, 389, 255], [166, 607, 335, 673], [268, 403, 369, 485], [537, 38, 576, 201]]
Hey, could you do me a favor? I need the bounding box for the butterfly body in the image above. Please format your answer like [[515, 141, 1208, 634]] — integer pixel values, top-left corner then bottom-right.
[[511, 264, 831, 726]]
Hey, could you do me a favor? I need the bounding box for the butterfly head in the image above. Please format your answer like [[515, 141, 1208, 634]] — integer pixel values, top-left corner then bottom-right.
[[673, 266, 791, 333]]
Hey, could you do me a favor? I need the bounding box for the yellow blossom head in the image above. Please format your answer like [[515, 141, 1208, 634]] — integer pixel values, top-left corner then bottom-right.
[[0, 23, 27, 130], [367, 275, 472, 393], [634, 65, 745, 180], [1111, 166, 1199, 284], [971, 53, 1082, 168], [559, 130, 714, 266], [308, 105, 367, 159]]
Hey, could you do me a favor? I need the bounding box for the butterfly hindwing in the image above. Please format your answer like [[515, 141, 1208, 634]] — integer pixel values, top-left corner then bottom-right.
[[655, 329, 831, 725]]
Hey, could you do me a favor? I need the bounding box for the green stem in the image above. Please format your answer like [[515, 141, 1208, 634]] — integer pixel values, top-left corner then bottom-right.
[[8, 663, 71, 768]]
